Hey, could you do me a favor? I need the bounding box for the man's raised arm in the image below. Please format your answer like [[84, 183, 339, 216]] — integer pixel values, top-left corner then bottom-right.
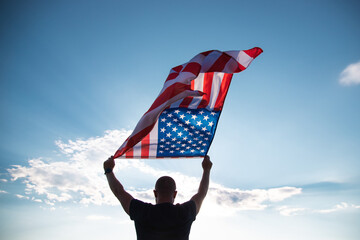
[[190, 155, 212, 215], [104, 156, 134, 215]]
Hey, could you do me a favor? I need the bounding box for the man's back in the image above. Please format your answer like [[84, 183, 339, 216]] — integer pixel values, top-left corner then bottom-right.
[[130, 199, 197, 240]]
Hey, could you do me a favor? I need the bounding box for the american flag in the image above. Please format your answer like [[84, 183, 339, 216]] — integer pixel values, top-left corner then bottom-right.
[[114, 48, 263, 159]]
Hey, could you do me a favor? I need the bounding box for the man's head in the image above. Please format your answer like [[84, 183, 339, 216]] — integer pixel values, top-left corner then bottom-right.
[[154, 176, 177, 204]]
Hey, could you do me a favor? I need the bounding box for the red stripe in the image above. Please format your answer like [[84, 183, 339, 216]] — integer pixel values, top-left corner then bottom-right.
[[179, 97, 193, 108], [141, 133, 150, 158], [125, 148, 133, 158], [165, 65, 183, 82], [182, 62, 201, 76], [146, 82, 191, 113], [197, 72, 213, 108], [214, 73, 233, 110], [114, 124, 155, 158], [207, 53, 232, 73], [243, 47, 263, 58], [166, 72, 180, 81]]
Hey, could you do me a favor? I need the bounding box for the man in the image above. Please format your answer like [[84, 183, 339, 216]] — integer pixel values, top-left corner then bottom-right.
[[103, 155, 213, 240]]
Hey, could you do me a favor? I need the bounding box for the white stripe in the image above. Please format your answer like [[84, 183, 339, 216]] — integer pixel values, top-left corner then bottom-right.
[[160, 71, 196, 95], [207, 72, 224, 110], [225, 50, 254, 68], [148, 120, 158, 157], [132, 141, 142, 158], [200, 51, 222, 73], [188, 73, 204, 109]]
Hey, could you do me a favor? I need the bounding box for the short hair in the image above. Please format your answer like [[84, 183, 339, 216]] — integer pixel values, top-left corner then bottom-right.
[[155, 176, 176, 195]]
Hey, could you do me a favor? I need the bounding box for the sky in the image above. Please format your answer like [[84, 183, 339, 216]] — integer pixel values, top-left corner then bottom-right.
[[0, 0, 360, 239]]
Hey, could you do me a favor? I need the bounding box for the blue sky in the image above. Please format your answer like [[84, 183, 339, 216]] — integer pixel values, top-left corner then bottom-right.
[[1, 0, 360, 239]]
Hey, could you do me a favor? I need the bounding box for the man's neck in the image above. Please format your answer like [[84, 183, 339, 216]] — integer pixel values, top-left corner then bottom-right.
[[156, 197, 174, 204]]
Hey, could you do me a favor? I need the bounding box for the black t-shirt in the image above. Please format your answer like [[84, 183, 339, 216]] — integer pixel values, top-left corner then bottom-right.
[[129, 199, 197, 240]]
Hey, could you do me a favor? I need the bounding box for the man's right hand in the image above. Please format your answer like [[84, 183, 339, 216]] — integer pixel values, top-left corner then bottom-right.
[[202, 155, 212, 171]]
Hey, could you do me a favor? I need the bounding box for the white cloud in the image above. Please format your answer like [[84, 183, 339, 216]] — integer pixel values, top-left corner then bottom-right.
[[7, 129, 302, 214], [15, 194, 30, 200], [277, 206, 306, 216], [0, 179, 8, 182], [0, 190, 8, 194], [339, 61, 360, 86], [315, 202, 360, 214]]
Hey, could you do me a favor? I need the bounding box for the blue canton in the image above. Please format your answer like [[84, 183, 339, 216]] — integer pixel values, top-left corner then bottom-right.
[[157, 108, 219, 157]]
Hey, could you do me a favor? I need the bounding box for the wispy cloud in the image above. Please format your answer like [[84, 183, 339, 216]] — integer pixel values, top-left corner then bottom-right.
[[339, 61, 360, 86], [277, 206, 307, 216], [7, 129, 301, 215], [315, 202, 360, 214]]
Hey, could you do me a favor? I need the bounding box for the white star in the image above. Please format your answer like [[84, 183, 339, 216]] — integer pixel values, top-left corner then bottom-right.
[[171, 145, 175, 148], [188, 140, 192, 144], [184, 127, 189, 131], [186, 146, 190, 150], [185, 120, 190, 125], [183, 136, 188, 141], [200, 149, 205, 153], [166, 133, 171, 138], [160, 127, 166, 133], [165, 148, 169, 150], [210, 112, 216, 116], [172, 137, 177, 141], [202, 127, 207, 131], [172, 127, 178, 132], [181, 144, 186, 147], [199, 110, 204, 115], [195, 131, 199, 134], [167, 122, 172, 127], [196, 147, 200, 150], [173, 118, 178, 122], [196, 121, 202, 126], [180, 150, 185, 154], [159, 150, 163, 153], [179, 114, 185, 119], [203, 115, 209, 121], [178, 132, 183, 137], [207, 132, 211, 135], [160, 145, 164, 148], [167, 113, 173, 118], [178, 123, 183, 127], [177, 141, 181, 144], [189, 132, 193, 136], [190, 126, 195, 129], [163, 110, 167, 114], [202, 143, 207, 146], [176, 147, 180, 151], [208, 121, 214, 127], [160, 138, 165, 142], [161, 118, 166, 122], [174, 110, 180, 114], [170, 150, 174, 153], [166, 141, 170, 145], [190, 149, 195, 153], [191, 115, 197, 120], [186, 110, 191, 114]]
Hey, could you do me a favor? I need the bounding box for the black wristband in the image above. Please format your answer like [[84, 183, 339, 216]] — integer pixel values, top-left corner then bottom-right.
[[104, 168, 113, 174]]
